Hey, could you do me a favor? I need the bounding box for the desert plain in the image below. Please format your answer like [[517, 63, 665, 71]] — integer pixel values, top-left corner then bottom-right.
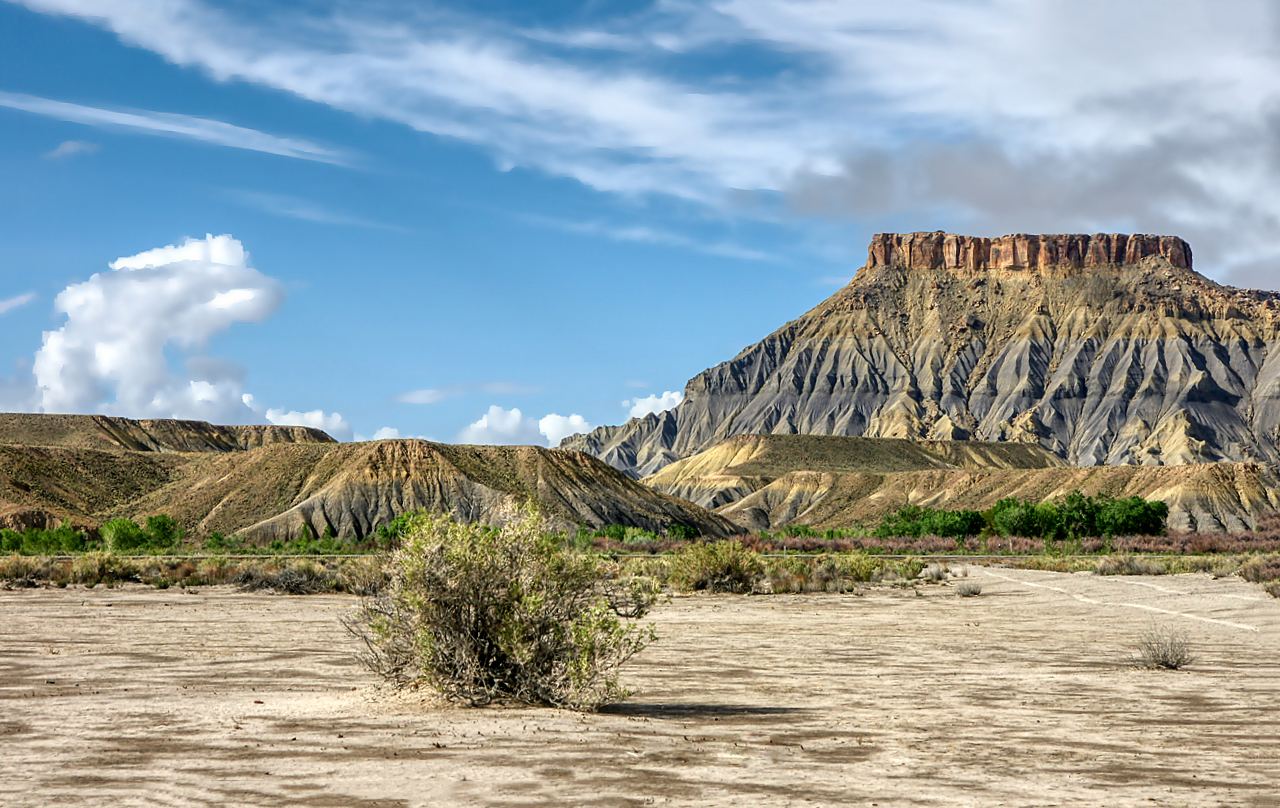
[[2, 568, 1277, 807]]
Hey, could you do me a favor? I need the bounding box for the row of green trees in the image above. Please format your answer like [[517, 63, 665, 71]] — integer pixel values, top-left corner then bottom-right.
[[875, 492, 1169, 541], [0, 524, 90, 555], [0, 516, 183, 556]]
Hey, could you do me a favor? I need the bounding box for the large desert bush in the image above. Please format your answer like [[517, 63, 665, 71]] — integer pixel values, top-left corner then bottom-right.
[[343, 509, 655, 711], [667, 540, 765, 593]]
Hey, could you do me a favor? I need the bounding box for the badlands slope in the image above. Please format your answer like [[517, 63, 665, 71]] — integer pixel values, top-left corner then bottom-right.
[[0, 414, 737, 540], [566, 232, 1280, 477]]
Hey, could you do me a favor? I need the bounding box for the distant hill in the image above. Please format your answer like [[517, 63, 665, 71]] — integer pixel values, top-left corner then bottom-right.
[[565, 232, 1280, 477], [0, 414, 737, 540], [127, 440, 740, 541], [642, 434, 1063, 509], [0, 413, 335, 452]]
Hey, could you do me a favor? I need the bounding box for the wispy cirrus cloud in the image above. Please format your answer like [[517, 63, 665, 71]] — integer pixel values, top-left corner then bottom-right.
[[228, 190, 405, 231], [15, 0, 1280, 283], [519, 213, 778, 262], [395, 382, 537, 405], [43, 140, 97, 160], [0, 91, 348, 164], [0, 292, 36, 315]]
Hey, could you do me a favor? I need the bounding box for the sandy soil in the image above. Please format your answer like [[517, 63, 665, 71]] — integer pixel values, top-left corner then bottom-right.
[[2, 568, 1278, 807]]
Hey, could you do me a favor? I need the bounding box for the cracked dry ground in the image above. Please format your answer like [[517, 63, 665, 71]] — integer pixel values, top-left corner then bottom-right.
[[2, 568, 1278, 807]]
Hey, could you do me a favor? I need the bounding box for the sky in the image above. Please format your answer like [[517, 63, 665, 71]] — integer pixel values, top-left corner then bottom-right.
[[3, 0, 1280, 444]]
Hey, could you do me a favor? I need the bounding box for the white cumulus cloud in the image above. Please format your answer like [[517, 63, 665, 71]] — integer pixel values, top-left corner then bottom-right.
[[33, 234, 285, 422], [265, 407, 352, 441], [457, 405, 547, 446], [625, 390, 683, 419], [457, 405, 592, 446], [8, 234, 347, 440], [538, 413, 591, 445]]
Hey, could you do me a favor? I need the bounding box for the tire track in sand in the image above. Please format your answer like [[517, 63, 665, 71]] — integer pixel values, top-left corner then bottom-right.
[[978, 568, 1262, 632]]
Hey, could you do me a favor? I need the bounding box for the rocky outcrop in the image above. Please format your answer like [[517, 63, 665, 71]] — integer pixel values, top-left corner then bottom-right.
[[865, 232, 1193, 274], [564, 232, 1280, 476], [0, 413, 335, 452]]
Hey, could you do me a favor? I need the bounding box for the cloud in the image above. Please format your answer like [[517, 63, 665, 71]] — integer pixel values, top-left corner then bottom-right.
[[43, 140, 98, 160], [0, 292, 36, 315], [395, 382, 536, 405], [624, 390, 683, 419], [396, 389, 449, 405], [23, 0, 1280, 280], [32, 234, 285, 423], [229, 190, 401, 230], [456, 405, 591, 446], [538, 413, 591, 445], [0, 91, 347, 164], [264, 407, 351, 441], [520, 213, 778, 261], [457, 405, 546, 445]]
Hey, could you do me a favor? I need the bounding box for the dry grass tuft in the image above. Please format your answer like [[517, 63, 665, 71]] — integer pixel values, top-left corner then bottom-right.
[[955, 582, 982, 597], [1095, 555, 1166, 576], [920, 562, 950, 582], [1134, 625, 1195, 670]]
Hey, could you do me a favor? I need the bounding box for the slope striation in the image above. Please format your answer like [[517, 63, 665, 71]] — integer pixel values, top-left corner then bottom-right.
[[642, 434, 1063, 509], [565, 232, 1280, 476], [128, 440, 739, 541]]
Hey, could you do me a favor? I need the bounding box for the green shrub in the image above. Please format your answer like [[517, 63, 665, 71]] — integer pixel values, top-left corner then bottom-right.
[[145, 514, 184, 550], [101, 518, 148, 553], [622, 526, 658, 544], [876, 506, 985, 539], [597, 524, 628, 542], [668, 540, 765, 593], [1096, 496, 1169, 538], [0, 529, 22, 554], [991, 498, 1040, 537], [665, 524, 698, 541], [343, 509, 655, 711], [372, 511, 420, 550]]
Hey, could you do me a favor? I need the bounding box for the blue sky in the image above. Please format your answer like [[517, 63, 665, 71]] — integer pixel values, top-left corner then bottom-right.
[[3, 0, 1279, 443]]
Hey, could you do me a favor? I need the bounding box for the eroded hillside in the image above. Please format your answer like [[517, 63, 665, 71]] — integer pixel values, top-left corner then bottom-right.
[[0, 415, 737, 540], [131, 440, 739, 541], [565, 232, 1280, 477], [642, 434, 1063, 509]]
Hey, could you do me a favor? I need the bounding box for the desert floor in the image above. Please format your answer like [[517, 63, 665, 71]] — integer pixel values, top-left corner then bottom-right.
[[2, 567, 1277, 807]]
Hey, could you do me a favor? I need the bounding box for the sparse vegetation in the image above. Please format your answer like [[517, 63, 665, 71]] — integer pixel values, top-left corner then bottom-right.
[[1095, 555, 1167, 576], [667, 540, 765, 593], [342, 509, 656, 711], [1134, 625, 1195, 670], [956, 581, 982, 597]]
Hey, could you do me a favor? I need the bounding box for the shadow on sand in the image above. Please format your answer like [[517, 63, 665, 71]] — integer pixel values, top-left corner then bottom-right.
[[600, 702, 807, 720]]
